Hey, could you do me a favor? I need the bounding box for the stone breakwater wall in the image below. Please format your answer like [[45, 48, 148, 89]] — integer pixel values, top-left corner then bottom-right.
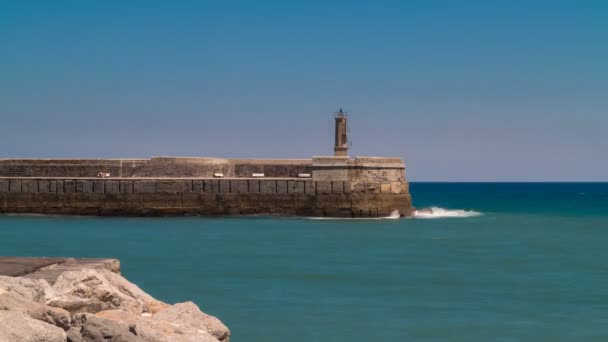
[[0, 156, 412, 217], [0, 157, 313, 178]]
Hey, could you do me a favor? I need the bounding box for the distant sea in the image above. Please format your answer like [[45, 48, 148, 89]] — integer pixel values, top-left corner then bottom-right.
[[2, 183, 608, 341]]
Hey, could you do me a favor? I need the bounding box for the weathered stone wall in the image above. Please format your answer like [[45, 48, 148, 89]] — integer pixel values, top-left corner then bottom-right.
[[0, 177, 412, 217], [312, 156, 409, 194], [0, 158, 312, 178], [0, 156, 412, 217]]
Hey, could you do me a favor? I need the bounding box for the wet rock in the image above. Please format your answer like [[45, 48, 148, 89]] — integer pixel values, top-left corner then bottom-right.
[[0, 310, 67, 342], [0, 291, 71, 329]]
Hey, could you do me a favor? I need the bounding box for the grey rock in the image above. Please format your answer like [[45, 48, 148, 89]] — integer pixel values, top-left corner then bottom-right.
[[0, 310, 67, 342]]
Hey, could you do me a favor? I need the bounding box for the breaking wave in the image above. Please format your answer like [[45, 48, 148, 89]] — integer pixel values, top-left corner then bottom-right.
[[413, 207, 482, 219]]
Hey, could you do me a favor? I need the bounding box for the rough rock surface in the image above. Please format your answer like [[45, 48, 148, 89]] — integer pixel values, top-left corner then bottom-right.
[[94, 310, 219, 342], [0, 310, 67, 342], [48, 268, 168, 315], [153, 302, 230, 341], [0, 275, 54, 303], [0, 291, 71, 329], [0, 267, 230, 342], [75, 313, 144, 342]]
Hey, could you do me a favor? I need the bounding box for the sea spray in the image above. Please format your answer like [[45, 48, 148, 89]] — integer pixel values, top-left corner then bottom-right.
[[307, 210, 401, 220], [413, 207, 482, 219]]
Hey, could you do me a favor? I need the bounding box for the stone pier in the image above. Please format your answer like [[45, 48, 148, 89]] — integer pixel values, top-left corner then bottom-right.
[[0, 156, 412, 217]]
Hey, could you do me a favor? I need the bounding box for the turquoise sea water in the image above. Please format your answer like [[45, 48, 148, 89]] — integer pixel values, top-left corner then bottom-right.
[[1, 183, 608, 341]]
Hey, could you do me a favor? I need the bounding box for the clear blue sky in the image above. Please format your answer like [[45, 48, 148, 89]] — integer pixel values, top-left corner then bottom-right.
[[1, 1, 606, 181]]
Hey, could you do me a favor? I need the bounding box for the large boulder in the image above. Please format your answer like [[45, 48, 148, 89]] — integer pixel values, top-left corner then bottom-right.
[[0, 268, 228, 342], [72, 313, 144, 342], [48, 269, 168, 315], [0, 275, 54, 303], [0, 310, 67, 342], [93, 310, 219, 342], [153, 302, 230, 341], [0, 291, 71, 329]]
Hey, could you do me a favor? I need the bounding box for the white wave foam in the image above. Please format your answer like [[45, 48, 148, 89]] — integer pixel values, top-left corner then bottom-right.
[[413, 207, 481, 219], [386, 210, 401, 219], [308, 210, 401, 220]]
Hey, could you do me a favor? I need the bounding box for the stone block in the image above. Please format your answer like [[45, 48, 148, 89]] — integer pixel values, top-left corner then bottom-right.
[[119, 181, 133, 194], [93, 181, 105, 194], [21, 179, 38, 193], [390, 182, 403, 194], [55, 181, 64, 193], [313, 169, 349, 182], [133, 181, 155, 193], [331, 181, 343, 194], [295, 194, 315, 213], [381, 183, 391, 193], [232, 180, 248, 193], [76, 180, 93, 193], [181, 193, 201, 208], [38, 180, 50, 193], [292, 181, 305, 194], [155, 181, 183, 194], [192, 180, 204, 192], [248, 180, 260, 193], [274, 194, 294, 208], [367, 183, 380, 194], [315, 181, 332, 195], [203, 180, 219, 193], [49, 181, 57, 193], [261, 180, 276, 194], [105, 181, 120, 194], [219, 180, 231, 193], [355, 209, 371, 218], [182, 180, 193, 193], [64, 180, 76, 193], [0, 179, 8, 192], [139, 193, 182, 208], [352, 182, 366, 194], [315, 194, 351, 210], [378, 207, 392, 217], [75, 180, 84, 193], [9, 179, 22, 193], [343, 181, 352, 194], [370, 208, 378, 217], [276, 180, 288, 194], [217, 193, 241, 209], [304, 181, 315, 195]]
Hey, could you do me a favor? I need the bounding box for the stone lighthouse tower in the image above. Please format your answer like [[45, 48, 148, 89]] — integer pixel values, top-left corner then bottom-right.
[[334, 108, 349, 157]]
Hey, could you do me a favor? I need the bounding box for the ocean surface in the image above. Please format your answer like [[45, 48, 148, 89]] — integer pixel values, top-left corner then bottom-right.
[[2, 182, 608, 341]]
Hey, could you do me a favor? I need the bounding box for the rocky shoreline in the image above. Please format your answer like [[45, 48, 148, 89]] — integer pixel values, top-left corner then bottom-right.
[[0, 258, 230, 342]]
